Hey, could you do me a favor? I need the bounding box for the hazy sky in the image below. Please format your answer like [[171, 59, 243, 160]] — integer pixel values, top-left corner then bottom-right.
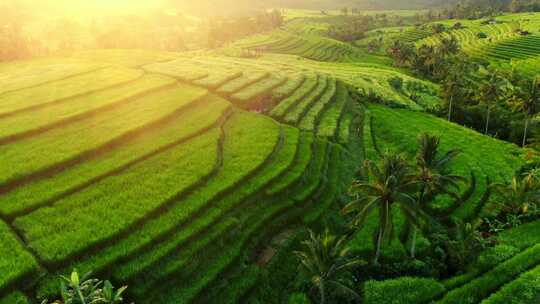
[[7, 0, 271, 19]]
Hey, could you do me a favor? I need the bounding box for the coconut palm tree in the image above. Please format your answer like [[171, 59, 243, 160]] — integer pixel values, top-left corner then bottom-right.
[[478, 71, 508, 135], [438, 36, 460, 58], [493, 170, 540, 215], [387, 40, 414, 67], [415, 134, 463, 202], [442, 69, 461, 121], [442, 62, 474, 121], [445, 219, 486, 271], [508, 77, 540, 147], [294, 229, 364, 304], [342, 153, 418, 264], [409, 133, 464, 258]]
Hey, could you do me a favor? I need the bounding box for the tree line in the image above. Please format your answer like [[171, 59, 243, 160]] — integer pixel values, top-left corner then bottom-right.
[[0, 2, 283, 62], [387, 36, 540, 148], [416, 0, 540, 23], [328, 12, 417, 42]]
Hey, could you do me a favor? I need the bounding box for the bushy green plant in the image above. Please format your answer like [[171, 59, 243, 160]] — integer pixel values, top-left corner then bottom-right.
[[294, 229, 364, 304], [492, 170, 540, 215], [388, 77, 404, 91], [481, 264, 540, 304], [431, 24, 446, 34], [474, 244, 519, 272], [363, 277, 445, 304], [477, 32, 488, 39], [358, 259, 440, 280], [41, 270, 128, 304], [426, 219, 490, 274], [439, 244, 540, 304]]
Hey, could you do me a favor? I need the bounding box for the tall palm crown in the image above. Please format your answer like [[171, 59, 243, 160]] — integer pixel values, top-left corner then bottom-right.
[[388, 40, 414, 67], [522, 77, 539, 117], [509, 77, 540, 146], [478, 71, 509, 134], [479, 72, 507, 104], [493, 170, 540, 215], [442, 62, 474, 121], [415, 44, 439, 74], [438, 36, 460, 57], [343, 153, 418, 264], [294, 230, 363, 304], [415, 133, 464, 206], [404, 133, 464, 258]]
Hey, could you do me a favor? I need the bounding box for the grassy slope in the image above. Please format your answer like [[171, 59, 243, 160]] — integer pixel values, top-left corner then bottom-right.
[[16, 128, 222, 264], [0, 95, 231, 217], [368, 103, 524, 218], [0, 84, 208, 186], [0, 220, 39, 293]]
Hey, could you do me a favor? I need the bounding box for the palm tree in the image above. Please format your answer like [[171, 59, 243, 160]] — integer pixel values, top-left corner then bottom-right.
[[294, 230, 364, 304], [508, 77, 539, 147], [443, 69, 461, 121], [442, 62, 474, 121], [410, 133, 464, 258], [445, 219, 486, 271], [493, 170, 540, 215], [478, 71, 508, 135], [387, 41, 414, 67], [438, 36, 460, 58], [342, 153, 418, 264]]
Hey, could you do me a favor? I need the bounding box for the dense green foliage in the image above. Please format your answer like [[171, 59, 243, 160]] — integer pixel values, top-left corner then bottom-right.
[[363, 277, 446, 304]]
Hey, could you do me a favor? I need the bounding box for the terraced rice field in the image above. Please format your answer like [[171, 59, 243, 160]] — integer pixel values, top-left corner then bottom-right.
[[397, 28, 434, 43], [418, 21, 521, 56], [357, 26, 433, 51], [367, 103, 524, 218], [2, 10, 538, 304], [235, 30, 375, 62], [152, 53, 437, 111], [483, 34, 540, 60], [412, 13, 540, 77], [0, 50, 365, 303]]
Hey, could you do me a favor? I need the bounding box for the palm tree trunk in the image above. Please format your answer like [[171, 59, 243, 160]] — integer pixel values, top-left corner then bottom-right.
[[410, 228, 417, 259], [485, 106, 491, 135], [320, 282, 326, 304], [448, 96, 453, 121], [523, 117, 530, 147], [410, 188, 425, 259], [374, 227, 383, 265]]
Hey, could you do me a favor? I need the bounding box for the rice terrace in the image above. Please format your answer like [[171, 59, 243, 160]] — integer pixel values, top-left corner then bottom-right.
[[2, 0, 540, 303]]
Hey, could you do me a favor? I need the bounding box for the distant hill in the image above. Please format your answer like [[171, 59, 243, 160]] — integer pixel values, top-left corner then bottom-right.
[[270, 0, 456, 10]]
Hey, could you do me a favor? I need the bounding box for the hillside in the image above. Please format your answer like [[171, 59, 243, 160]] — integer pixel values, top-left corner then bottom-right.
[[0, 52, 526, 304], [268, 0, 453, 10]]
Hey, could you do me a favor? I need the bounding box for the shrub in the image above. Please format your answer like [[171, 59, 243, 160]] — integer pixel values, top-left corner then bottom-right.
[[0, 292, 29, 304], [477, 32, 488, 39], [431, 24, 446, 34], [363, 277, 446, 304], [439, 243, 540, 304], [482, 264, 540, 304], [452, 22, 463, 30], [388, 76, 404, 91], [474, 245, 519, 272]]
